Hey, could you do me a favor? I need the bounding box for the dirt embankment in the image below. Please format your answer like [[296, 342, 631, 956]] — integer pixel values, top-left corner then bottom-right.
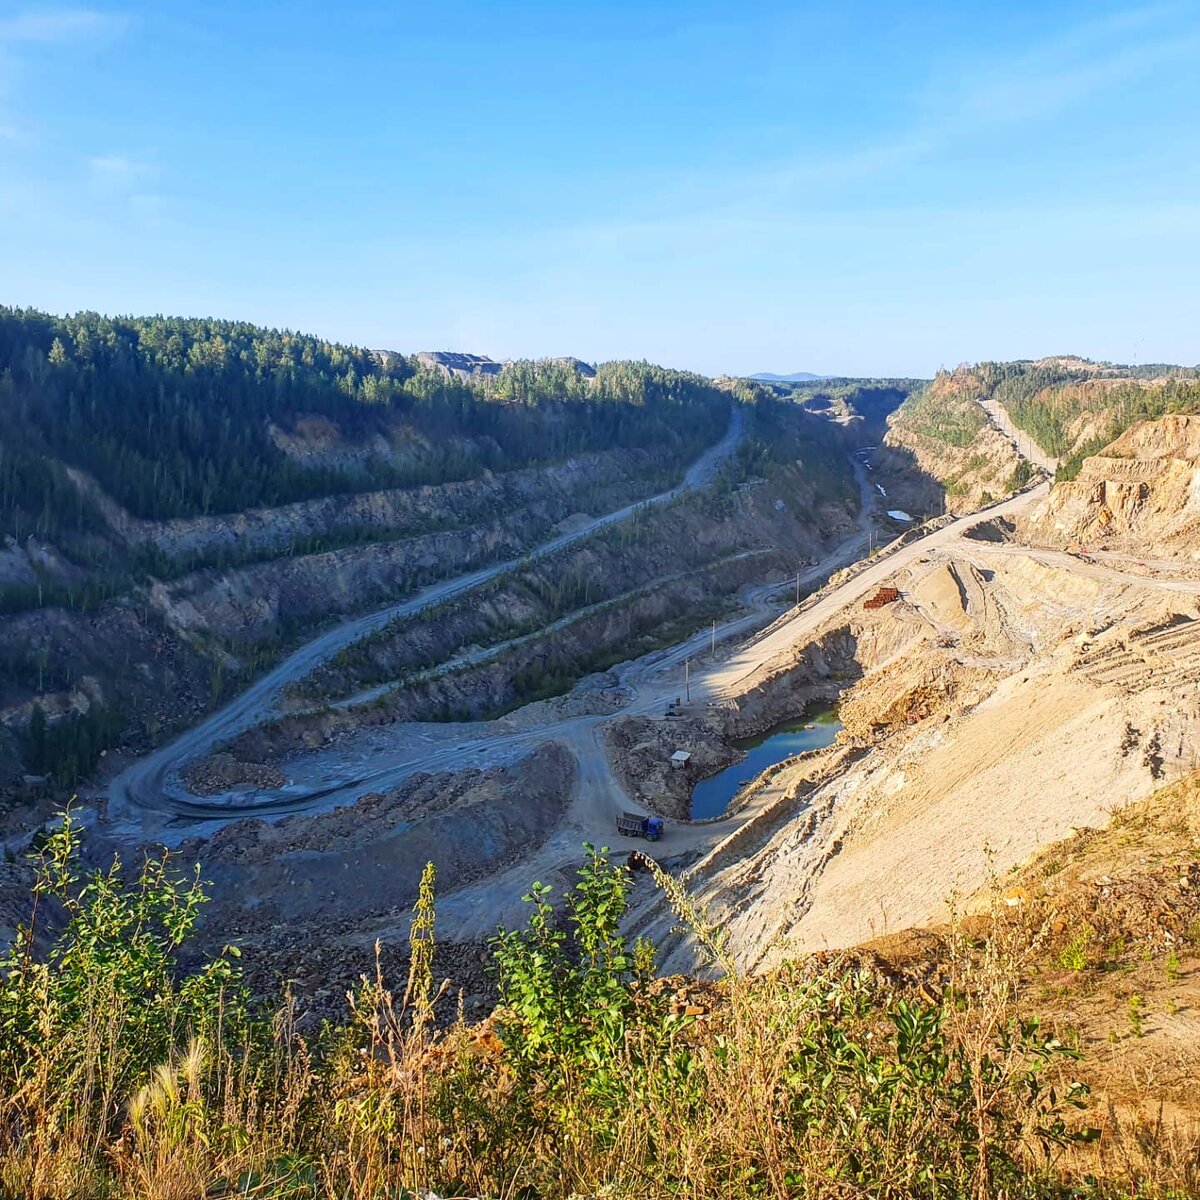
[[292, 463, 847, 706], [231, 556, 766, 764], [871, 370, 1026, 516], [183, 744, 574, 1019], [851, 771, 1200, 1137], [606, 714, 740, 819], [1021, 414, 1200, 560], [219, 462, 860, 768], [648, 539, 1200, 977], [724, 626, 861, 735], [69, 446, 667, 569], [876, 425, 1024, 517], [181, 753, 286, 796], [607, 627, 860, 821]]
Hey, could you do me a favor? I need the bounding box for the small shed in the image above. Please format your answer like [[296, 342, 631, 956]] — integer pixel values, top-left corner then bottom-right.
[[670, 750, 692, 770]]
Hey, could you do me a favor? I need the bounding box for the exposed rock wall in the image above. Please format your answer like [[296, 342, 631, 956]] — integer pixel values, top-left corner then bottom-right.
[[1022, 415, 1200, 559], [68, 446, 664, 567]]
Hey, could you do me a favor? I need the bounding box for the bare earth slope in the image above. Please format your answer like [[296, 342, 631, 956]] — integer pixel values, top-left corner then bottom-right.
[[645, 412, 1200, 973], [1022, 413, 1200, 559]]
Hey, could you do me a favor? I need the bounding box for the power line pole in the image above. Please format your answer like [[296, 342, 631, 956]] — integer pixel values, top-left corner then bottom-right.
[[711, 619, 716, 655], [685, 658, 691, 703], [795, 570, 801, 606]]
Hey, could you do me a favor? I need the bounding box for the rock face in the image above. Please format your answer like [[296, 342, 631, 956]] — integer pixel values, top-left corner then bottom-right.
[[876, 370, 1025, 516], [652, 544, 1200, 976], [1022, 415, 1200, 559], [606, 714, 740, 819], [410, 352, 597, 381], [413, 351, 503, 380], [69, 447, 654, 568]]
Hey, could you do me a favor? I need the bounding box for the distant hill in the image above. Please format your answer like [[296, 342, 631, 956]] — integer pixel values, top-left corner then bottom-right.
[[751, 371, 824, 383]]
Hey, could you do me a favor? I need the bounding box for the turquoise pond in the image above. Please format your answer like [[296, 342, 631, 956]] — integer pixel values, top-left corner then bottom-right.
[[690, 708, 842, 820]]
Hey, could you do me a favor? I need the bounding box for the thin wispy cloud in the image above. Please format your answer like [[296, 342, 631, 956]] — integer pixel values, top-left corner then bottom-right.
[[606, 2, 1200, 229], [0, 7, 128, 145], [952, 4, 1200, 124], [0, 8, 127, 45], [86, 153, 165, 218], [87, 153, 156, 191]]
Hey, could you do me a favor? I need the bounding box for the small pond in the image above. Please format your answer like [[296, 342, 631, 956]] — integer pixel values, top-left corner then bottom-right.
[[690, 706, 842, 820]]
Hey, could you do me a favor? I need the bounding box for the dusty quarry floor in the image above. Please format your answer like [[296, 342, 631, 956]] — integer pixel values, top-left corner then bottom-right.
[[76, 406, 1200, 1019]]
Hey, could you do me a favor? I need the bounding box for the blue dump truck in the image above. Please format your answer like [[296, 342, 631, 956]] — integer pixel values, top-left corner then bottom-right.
[[616, 811, 664, 841]]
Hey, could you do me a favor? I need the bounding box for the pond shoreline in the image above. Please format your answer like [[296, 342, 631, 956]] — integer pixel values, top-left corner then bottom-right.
[[690, 706, 841, 820]]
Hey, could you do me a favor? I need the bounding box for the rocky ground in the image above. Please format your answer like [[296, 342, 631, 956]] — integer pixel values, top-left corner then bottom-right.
[[605, 713, 740, 819], [1022, 414, 1200, 559], [182, 753, 285, 796], [177, 744, 575, 1021]]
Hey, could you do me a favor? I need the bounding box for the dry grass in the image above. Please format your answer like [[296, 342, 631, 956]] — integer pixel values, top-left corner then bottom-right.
[[1, 811, 1199, 1199]]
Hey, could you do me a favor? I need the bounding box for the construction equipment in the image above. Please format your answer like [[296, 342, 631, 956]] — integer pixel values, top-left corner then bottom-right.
[[616, 811, 664, 841]]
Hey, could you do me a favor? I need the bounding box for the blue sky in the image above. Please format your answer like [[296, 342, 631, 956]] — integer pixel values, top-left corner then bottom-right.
[[1, 1, 1198, 376]]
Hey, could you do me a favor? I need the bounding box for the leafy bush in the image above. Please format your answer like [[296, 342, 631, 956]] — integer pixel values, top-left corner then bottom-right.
[[491, 845, 690, 1129], [0, 811, 249, 1193], [0, 818, 1171, 1200]]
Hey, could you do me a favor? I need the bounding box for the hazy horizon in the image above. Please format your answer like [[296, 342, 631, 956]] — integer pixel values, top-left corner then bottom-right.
[[2, 1, 1198, 376]]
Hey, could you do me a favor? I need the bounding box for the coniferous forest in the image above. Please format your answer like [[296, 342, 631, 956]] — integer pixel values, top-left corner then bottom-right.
[[0, 307, 732, 537]]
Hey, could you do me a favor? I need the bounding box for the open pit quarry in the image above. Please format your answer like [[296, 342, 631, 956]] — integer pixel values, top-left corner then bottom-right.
[[16, 399, 1200, 1019]]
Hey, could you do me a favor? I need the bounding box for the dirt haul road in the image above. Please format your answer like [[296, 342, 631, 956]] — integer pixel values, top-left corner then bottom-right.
[[105, 451, 883, 835], [110, 399, 1049, 844], [108, 406, 745, 823], [978, 396, 1060, 475], [105, 394, 1200, 941]]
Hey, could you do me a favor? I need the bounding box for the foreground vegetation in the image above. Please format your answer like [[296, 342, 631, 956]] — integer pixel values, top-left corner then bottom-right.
[[1, 812, 1195, 1199]]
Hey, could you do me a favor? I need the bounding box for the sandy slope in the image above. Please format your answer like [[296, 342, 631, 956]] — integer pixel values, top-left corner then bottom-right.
[[649, 412, 1200, 972]]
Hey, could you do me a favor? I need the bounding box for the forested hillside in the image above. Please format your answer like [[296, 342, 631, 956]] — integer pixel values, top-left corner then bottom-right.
[[0, 308, 732, 517], [876, 357, 1200, 515], [756, 376, 924, 437], [0, 309, 776, 793], [978, 358, 1200, 478], [0, 309, 732, 608]]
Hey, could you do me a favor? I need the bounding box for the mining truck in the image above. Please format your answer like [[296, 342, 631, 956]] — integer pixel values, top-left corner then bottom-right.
[[616, 811, 664, 841]]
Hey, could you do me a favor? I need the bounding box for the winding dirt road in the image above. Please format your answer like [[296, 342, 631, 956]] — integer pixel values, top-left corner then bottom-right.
[[109, 407, 746, 822], [104, 393, 1200, 939], [108, 398, 1058, 835]]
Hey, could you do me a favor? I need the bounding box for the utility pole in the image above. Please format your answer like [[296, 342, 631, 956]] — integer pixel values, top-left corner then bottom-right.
[[685, 658, 691, 703], [711, 619, 716, 655], [795, 570, 801, 606]]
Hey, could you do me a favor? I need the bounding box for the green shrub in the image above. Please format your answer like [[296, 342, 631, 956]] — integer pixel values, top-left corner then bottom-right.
[[491, 845, 691, 1125], [1058, 929, 1093, 971]]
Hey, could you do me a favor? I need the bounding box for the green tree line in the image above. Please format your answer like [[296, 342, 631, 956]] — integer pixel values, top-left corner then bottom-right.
[[0, 308, 731, 529]]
